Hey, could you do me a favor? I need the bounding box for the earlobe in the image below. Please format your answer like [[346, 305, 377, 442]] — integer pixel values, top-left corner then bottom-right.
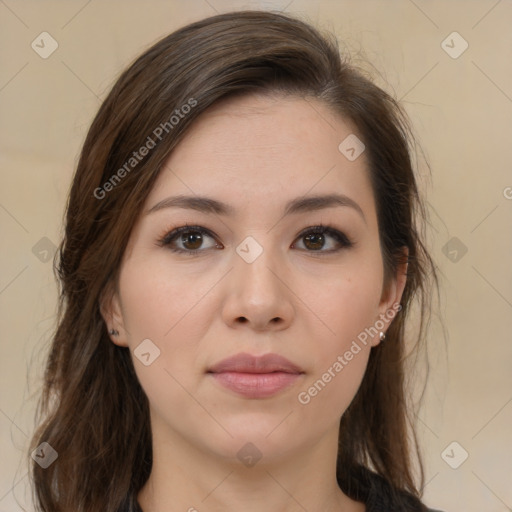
[[99, 281, 128, 347]]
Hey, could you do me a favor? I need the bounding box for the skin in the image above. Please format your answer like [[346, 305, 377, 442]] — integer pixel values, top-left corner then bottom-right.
[[101, 92, 407, 512]]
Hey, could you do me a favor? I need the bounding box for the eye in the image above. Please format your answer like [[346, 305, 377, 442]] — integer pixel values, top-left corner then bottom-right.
[[157, 223, 354, 256], [291, 225, 353, 253], [157, 224, 221, 255]]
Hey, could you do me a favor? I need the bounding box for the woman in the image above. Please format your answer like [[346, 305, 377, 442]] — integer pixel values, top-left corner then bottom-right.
[[30, 10, 443, 512]]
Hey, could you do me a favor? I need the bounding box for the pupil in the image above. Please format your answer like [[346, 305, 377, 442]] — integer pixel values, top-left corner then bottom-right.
[[305, 233, 324, 250], [183, 232, 202, 250]]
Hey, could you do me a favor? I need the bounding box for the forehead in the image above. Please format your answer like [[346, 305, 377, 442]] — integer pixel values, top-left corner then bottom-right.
[[147, 92, 375, 221], [169, 92, 359, 165]]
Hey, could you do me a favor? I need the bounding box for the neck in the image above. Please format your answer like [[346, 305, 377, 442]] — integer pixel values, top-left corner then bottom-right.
[[137, 414, 364, 512]]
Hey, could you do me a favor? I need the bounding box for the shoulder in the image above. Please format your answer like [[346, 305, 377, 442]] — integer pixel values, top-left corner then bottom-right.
[[342, 465, 445, 512], [366, 471, 445, 512], [122, 471, 447, 512]]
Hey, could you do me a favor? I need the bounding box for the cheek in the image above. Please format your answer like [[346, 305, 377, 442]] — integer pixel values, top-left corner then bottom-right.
[[118, 256, 215, 341], [297, 347, 370, 422], [293, 267, 383, 417], [118, 259, 213, 399], [309, 265, 384, 350]]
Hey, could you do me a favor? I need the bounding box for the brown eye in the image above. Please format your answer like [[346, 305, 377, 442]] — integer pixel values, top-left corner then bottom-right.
[[292, 225, 353, 253], [303, 232, 326, 250], [159, 225, 220, 255], [180, 231, 204, 250]]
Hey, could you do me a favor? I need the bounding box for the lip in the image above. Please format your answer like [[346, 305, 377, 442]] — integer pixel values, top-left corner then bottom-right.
[[207, 352, 305, 398], [208, 352, 304, 374]]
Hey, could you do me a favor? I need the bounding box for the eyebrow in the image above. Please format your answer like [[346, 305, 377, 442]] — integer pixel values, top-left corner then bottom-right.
[[146, 193, 366, 223]]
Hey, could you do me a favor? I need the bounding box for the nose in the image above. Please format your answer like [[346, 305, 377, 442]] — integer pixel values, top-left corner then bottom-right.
[[221, 240, 295, 332]]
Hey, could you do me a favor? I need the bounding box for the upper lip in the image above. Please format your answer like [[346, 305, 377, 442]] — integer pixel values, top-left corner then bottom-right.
[[207, 352, 304, 374]]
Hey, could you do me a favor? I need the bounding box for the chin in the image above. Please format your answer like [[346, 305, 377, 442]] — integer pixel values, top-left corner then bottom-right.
[[198, 415, 305, 464]]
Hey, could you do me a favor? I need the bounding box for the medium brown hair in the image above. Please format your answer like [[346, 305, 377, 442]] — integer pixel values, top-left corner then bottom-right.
[[30, 10, 438, 511]]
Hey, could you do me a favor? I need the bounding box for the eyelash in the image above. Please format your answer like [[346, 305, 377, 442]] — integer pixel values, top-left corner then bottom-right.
[[156, 223, 354, 257]]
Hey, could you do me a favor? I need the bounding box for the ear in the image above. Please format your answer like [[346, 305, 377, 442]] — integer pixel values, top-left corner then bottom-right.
[[99, 280, 129, 347], [374, 246, 409, 346]]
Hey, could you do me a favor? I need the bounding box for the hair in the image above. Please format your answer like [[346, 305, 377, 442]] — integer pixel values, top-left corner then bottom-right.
[[30, 9, 438, 512]]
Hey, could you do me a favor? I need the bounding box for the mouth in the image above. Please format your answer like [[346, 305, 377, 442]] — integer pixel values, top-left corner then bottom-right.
[[206, 352, 305, 399]]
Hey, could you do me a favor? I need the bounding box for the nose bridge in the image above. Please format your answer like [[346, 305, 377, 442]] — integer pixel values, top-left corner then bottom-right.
[[235, 233, 284, 300], [223, 232, 294, 330]]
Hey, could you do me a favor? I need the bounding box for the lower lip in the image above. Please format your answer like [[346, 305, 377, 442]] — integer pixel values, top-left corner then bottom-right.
[[209, 371, 302, 398]]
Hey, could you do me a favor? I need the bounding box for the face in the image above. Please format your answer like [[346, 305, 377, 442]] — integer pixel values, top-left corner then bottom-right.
[[101, 93, 406, 466]]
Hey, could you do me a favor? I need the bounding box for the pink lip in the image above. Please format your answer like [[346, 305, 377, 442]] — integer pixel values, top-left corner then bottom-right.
[[207, 352, 305, 398]]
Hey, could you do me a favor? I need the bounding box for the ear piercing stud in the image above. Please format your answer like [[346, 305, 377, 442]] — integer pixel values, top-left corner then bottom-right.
[[109, 328, 119, 336], [379, 331, 386, 341]]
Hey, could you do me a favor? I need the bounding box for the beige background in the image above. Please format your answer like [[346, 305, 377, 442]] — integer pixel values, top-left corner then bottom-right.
[[1, 1, 511, 511]]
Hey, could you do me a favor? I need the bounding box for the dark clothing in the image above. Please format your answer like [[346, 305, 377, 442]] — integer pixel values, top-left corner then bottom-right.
[[122, 467, 444, 512], [339, 466, 444, 512]]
